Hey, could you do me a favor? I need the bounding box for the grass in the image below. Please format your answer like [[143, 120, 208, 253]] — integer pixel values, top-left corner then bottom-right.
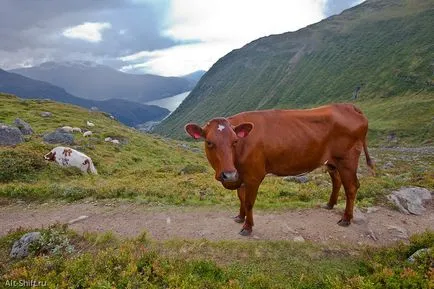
[[1, 94, 433, 210], [0, 226, 433, 288]]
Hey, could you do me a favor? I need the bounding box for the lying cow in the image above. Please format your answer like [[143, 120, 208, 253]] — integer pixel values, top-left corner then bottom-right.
[[185, 104, 374, 236], [44, 146, 98, 174]]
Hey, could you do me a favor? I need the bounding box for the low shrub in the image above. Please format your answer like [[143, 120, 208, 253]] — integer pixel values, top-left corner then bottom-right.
[[0, 150, 46, 182]]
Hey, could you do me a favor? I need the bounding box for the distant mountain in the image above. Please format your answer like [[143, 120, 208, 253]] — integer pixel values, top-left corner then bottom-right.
[[11, 61, 194, 103], [155, 0, 434, 144], [0, 69, 169, 126], [182, 70, 207, 83]]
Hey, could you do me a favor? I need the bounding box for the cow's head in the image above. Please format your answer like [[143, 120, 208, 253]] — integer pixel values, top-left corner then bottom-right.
[[185, 118, 253, 190], [44, 151, 56, 161]]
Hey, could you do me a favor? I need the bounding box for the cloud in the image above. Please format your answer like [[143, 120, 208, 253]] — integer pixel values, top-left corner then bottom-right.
[[120, 41, 234, 76], [120, 0, 328, 76], [0, 0, 174, 70], [0, 0, 364, 75], [63, 22, 112, 42]]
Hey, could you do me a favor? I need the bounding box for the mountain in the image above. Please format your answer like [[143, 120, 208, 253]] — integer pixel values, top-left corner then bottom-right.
[[155, 0, 434, 144], [11, 61, 194, 102], [182, 70, 207, 83], [0, 69, 169, 126]]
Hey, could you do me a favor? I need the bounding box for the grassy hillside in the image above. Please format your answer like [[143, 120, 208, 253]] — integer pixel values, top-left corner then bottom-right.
[[155, 0, 434, 144], [1, 93, 432, 209], [0, 93, 214, 204]]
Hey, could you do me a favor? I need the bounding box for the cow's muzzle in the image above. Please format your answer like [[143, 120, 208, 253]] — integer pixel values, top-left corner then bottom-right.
[[220, 171, 238, 182]]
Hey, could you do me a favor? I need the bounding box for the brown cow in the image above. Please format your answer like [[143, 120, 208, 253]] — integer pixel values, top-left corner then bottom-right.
[[185, 104, 374, 236]]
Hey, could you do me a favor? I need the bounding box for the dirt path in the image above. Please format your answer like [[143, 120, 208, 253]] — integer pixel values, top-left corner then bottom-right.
[[1, 200, 433, 246]]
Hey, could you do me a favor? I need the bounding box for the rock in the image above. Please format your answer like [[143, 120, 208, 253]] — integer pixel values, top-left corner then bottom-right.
[[111, 139, 120, 145], [43, 131, 74, 145], [10, 232, 41, 258], [367, 229, 378, 241], [0, 123, 24, 146], [104, 137, 113, 142], [40, 111, 52, 117], [366, 207, 380, 214], [408, 248, 432, 263], [283, 175, 309, 183], [90, 106, 99, 111], [387, 225, 408, 239], [14, 118, 34, 135], [72, 127, 82, 133], [59, 126, 73, 133], [352, 208, 367, 225], [293, 236, 305, 242], [387, 187, 432, 215], [383, 161, 394, 169], [68, 215, 88, 225]]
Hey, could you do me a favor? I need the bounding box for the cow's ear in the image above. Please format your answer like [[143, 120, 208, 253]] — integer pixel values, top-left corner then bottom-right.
[[234, 123, 253, 138], [185, 123, 204, 139]]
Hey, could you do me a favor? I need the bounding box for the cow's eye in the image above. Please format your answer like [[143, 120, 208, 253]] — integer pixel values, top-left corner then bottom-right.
[[232, 140, 238, 146], [206, 141, 214, 148]]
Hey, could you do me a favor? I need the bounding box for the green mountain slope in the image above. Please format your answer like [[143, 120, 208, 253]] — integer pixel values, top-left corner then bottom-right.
[[155, 0, 434, 144]]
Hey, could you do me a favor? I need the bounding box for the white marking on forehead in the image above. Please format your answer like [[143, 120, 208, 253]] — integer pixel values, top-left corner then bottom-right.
[[217, 124, 225, 131]]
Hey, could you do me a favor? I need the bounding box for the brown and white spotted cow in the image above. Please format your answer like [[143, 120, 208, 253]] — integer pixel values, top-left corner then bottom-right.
[[185, 104, 374, 236], [44, 146, 98, 174]]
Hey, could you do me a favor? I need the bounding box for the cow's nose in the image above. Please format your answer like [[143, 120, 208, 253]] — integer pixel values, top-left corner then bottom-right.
[[220, 171, 238, 182]]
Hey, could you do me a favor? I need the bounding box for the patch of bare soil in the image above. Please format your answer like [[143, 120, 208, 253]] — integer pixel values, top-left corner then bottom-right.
[[1, 201, 432, 246]]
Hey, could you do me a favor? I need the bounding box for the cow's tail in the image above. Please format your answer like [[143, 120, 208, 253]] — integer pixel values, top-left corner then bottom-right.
[[363, 139, 375, 176], [88, 159, 98, 175]]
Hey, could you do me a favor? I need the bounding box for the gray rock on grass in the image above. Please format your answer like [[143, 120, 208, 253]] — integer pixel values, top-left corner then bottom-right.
[[14, 118, 34, 135], [407, 248, 432, 263], [43, 130, 74, 145], [0, 123, 24, 146], [283, 175, 309, 183], [387, 187, 432, 215], [10, 232, 41, 259]]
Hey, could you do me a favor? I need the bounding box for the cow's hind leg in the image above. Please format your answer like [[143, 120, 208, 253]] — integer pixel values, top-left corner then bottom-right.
[[234, 185, 246, 223], [336, 156, 361, 227], [324, 164, 342, 210]]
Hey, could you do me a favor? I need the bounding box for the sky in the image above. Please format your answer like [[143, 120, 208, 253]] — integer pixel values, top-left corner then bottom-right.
[[0, 0, 364, 77]]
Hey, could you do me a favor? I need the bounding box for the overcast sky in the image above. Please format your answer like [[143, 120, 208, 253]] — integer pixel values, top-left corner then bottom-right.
[[0, 0, 364, 76]]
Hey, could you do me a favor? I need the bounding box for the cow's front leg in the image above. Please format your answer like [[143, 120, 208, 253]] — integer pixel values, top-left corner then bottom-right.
[[233, 184, 246, 223], [239, 182, 260, 236]]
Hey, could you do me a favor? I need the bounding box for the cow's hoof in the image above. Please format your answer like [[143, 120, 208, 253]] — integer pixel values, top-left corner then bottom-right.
[[239, 228, 252, 236], [233, 215, 245, 223], [322, 203, 334, 210], [337, 219, 351, 227]]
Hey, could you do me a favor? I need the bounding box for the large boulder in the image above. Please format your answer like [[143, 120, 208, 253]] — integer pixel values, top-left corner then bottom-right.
[[10, 232, 41, 259], [387, 187, 432, 215], [43, 130, 74, 145], [14, 118, 34, 135], [0, 123, 24, 146]]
